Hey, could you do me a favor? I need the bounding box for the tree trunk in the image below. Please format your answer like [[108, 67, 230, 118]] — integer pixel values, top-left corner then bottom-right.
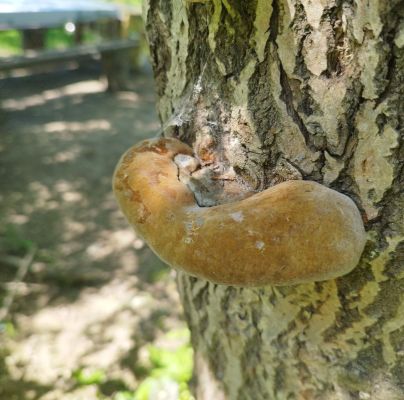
[[143, 0, 404, 398]]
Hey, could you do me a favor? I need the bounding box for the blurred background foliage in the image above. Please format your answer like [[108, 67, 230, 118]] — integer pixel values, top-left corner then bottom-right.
[[0, 0, 143, 55]]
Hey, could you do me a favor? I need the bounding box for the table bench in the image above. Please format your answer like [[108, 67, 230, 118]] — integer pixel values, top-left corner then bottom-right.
[[0, 0, 142, 91], [0, 37, 139, 91]]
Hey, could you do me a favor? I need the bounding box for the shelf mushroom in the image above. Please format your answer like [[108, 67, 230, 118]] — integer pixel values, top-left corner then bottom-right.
[[113, 137, 366, 286]]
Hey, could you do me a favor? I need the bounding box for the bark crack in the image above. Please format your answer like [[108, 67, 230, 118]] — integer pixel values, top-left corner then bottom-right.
[[278, 62, 319, 153]]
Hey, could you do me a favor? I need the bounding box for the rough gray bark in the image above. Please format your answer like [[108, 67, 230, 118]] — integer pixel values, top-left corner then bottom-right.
[[143, 0, 404, 399]]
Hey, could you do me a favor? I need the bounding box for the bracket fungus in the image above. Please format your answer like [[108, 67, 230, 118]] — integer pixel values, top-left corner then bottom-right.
[[113, 137, 366, 286]]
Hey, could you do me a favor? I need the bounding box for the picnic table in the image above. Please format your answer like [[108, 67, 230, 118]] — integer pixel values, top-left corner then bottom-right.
[[0, 0, 141, 91]]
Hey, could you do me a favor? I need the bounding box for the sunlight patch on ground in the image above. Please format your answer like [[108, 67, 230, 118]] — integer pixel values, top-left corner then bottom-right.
[[63, 220, 87, 240], [18, 180, 86, 212], [28, 181, 53, 207], [44, 120, 112, 134], [1, 81, 104, 111], [116, 91, 140, 102], [54, 180, 84, 202], [7, 214, 29, 225], [46, 148, 82, 163], [7, 279, 141, 384], [86, 229, 138, 261]]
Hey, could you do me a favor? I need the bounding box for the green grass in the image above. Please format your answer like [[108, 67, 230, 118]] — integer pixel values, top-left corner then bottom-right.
[[132, 328, 194, 400], [73, 368, 107, 386], [45, 28, 75, 49], [0, 23, 111, 55], [0, 322, 16, 338], [97, 328, 195, 400], [0, 28, 78, 54], [1, 224, 34, 257], [45, 28, 99, 50], [0, 31, 22, 55]]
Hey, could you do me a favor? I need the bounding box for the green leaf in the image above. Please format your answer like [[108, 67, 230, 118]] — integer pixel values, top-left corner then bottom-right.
[[73, 368, 106, 386], [148, 345, 193, 382], [0, 322, 16, 338], [113, 391, 136, 400]]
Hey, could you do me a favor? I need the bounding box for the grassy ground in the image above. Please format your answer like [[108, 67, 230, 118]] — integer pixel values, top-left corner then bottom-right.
[[0, 68, 193, 400], [0, 28, 111, 56], [0, 30, 22, 55]]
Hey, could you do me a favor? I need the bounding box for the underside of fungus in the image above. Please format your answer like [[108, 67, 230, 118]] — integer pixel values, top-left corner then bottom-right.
[[113, 137, 366, 286]]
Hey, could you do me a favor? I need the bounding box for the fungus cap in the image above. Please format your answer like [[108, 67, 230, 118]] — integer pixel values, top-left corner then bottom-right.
[[113, 137, 367, 286]]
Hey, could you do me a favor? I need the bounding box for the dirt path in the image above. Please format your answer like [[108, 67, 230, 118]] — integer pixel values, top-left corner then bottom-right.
[[0, 69, 188, 400]]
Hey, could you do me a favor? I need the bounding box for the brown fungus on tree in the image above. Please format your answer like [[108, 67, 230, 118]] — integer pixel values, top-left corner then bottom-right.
[[113, 137, 367, 287]]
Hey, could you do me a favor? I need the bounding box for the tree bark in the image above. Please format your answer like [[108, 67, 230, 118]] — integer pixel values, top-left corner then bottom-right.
[[143, 0, 404, 398]]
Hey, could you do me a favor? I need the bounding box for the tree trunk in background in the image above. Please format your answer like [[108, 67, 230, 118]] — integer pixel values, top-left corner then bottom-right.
[[143, 1, 404, 399]]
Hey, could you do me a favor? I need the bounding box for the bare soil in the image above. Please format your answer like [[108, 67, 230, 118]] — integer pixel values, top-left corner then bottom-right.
[[0, 68, 186, 400]]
